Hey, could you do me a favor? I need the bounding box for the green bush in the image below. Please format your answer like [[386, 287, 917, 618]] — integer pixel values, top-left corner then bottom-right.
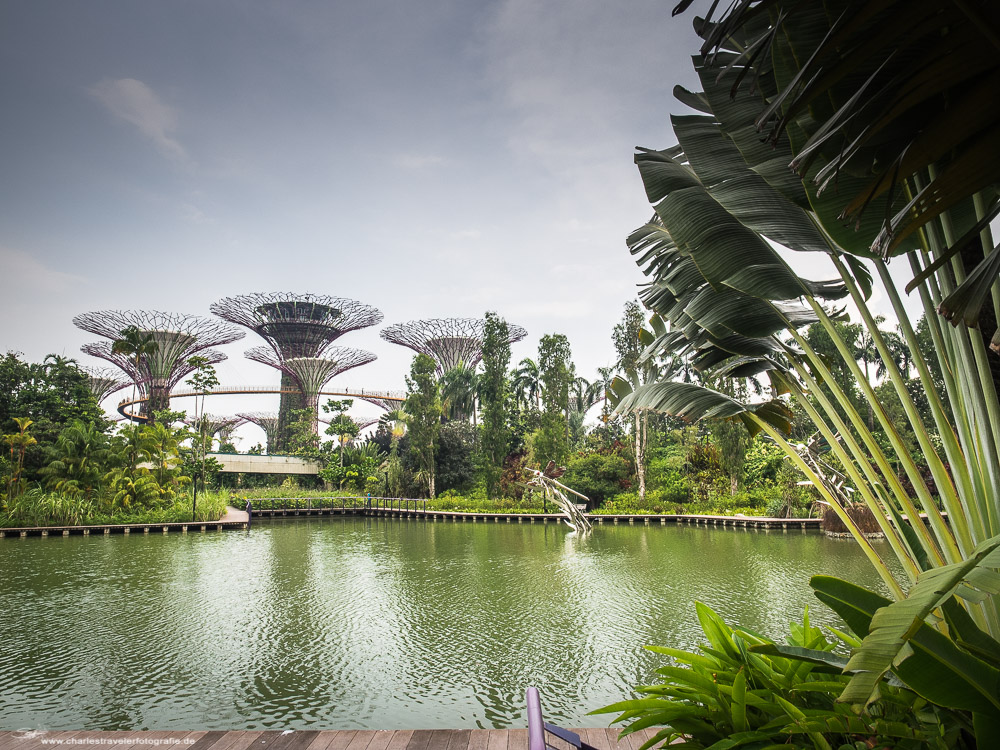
[[650, 474, 692, 504], [562, 452, 632, 505], [593, 602, 961, 749], [0, 488, 231, 527]]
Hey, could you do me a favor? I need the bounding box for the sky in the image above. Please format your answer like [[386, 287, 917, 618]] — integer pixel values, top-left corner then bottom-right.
[[1, 0, 711, 444]]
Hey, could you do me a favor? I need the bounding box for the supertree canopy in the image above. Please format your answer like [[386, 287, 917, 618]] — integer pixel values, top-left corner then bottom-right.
[[82, 366, 130, 403], [380, 318, 527, 374], [81, 341, 226, 421], [210, 293, 383, 359], [245, 346, 377, 415], [237, 412, 282, 453], [357, 394, 407, 411], [74, 311, 244, 421], [212, 293, 382, 449], [184, 414, 247, 449]]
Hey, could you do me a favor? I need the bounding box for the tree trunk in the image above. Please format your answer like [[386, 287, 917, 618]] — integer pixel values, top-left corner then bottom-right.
[[635, 409, 646, 501]]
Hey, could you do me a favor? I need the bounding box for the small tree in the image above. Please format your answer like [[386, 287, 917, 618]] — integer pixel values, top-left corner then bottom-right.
[[111, 326, 158, 422], [535, 333, 573, 466], [323, 399, 359, 467], [186, 356, 219, 496], [4, 417, 36, 504], [479, 312, 513, 498], [404, 354, 441, 498]]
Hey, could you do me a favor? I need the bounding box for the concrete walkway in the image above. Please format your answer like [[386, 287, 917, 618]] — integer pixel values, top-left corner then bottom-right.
[[221, 505, 249, 523]]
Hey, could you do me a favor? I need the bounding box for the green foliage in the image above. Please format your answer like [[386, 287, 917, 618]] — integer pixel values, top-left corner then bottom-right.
[[39, 420, 110, 501], [405, 353, 441, 497], [562, 451, 631, 505], [479, 311, 513, 498], [0, 487, 230, 527], [535, 333, 573, 465], [435, 421, 477, 496], [594, 602, 963, 749], [0, 352, 107, 480]]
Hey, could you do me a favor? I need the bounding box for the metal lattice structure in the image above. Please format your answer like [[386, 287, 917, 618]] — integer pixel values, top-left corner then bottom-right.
[[74, 311, 243, 421], [237, 412, 282, 453], [212, 292, 382, 449], [245, 346, 377, 414], [357, 395, 405, 411], [82, 366, 130, 403], [210, 293, 383, 358], [184, 414, 247, 449], [82, 342, 226, 421], [380, 318, 527, 374]]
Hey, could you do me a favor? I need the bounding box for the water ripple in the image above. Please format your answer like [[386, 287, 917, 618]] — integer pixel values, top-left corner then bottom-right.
[[0, 518, 892, 730]]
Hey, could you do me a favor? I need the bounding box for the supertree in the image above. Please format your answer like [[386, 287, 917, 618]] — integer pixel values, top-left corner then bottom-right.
[[81, 342, 226, 422], [237, 412, 282, 453], [82, 366, 130, 403], [183, 414, 247, 450], [211, 292, 383, 447], [74, 311, 244, 422], [356, 394, 407, 411], [380, 318, 527, 374], [245, 346, 377, 436], [214, 416, 247, 447]]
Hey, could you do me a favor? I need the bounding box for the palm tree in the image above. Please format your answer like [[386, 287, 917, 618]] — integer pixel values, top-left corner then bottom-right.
[[512, 357, 541, 410], [4, 417, 36, 503], [111, 325, 158, 423], [589, 367, 614, 423], [440, 364, 479, 425], [40, 420, 109, 502]]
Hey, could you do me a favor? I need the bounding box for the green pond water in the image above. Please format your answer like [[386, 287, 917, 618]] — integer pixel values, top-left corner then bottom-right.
[[0, 517, 891, 731]]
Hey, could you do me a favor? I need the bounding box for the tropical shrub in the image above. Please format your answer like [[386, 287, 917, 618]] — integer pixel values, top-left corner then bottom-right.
[[594, 602, 967, 749], [562, 452, 632, 505]]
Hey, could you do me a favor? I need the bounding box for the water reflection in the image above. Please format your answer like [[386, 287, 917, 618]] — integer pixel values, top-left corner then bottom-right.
[[0, 519, 891, 731]]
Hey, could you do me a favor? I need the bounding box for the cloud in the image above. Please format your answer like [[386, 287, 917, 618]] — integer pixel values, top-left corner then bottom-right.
[[0, 246, 87, 295], [89, 78, 188, 162]]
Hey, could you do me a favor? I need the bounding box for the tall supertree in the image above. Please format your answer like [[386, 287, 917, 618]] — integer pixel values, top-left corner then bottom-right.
[[82, 366, 130, 403], [74, 311, 244, 422], [211, 292, 383, 448], [237, 412, 282, 453], [245, 346, 377, 436], [380, 318, 527, 374], [81, 342, 226, 422]]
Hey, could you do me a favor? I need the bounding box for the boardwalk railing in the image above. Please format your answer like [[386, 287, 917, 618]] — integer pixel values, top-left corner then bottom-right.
[[527, 687, 597, 750], [246, 496, 430, 512]]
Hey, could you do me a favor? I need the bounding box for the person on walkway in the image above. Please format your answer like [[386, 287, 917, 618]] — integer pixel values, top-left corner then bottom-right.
[[245, 498, 252, 530]]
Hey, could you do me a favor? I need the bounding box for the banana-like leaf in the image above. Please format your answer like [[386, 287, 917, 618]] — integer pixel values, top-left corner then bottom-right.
[[679, 0, 1000, 275], [614, 381, 793, 436], [812, 575, 1000, 714], [671, 113, 838, 256], [748, 644, 850, 673], [840, 535, 1000, 707], [937, 240, 1000, 327], [637, 149, 818, 301]]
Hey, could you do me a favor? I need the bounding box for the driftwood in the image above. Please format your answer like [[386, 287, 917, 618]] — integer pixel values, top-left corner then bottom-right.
[[525, 464, 592, 535]]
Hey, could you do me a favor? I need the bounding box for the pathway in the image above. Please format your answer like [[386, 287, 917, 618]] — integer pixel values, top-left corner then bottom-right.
[[0, 728, 659, 750], [222, 506, 249, 523]]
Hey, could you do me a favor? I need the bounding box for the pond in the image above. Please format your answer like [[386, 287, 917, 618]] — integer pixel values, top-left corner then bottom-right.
[[0, 517, 891, 731]]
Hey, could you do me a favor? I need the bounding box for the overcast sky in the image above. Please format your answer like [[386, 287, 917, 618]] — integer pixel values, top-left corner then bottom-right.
[[0, 1, 710, 442]]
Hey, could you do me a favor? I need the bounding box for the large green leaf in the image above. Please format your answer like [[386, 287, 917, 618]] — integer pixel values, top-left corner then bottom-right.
[[671, 113, 836, 256], [614, 381, 792, 436], [812, 575, 1000, 714], [839, 536, 1000, 707]]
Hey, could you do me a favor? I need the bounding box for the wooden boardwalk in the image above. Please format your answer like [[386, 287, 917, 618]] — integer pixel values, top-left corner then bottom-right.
[[0, 728, 661, 750]]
